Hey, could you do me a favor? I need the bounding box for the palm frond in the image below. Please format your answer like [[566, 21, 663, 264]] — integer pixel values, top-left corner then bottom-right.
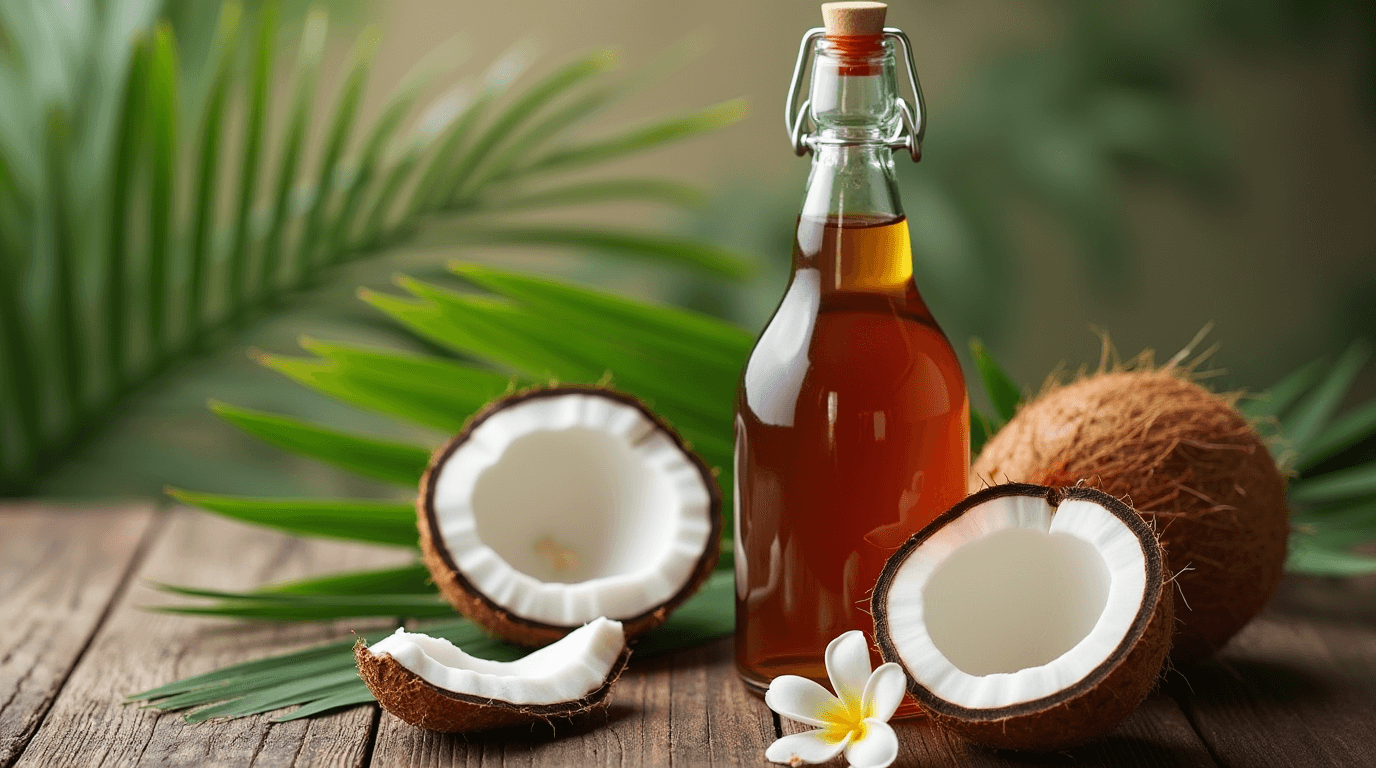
[[968, 337, 1022, 425], [164, 489, 418, 547], [186, 5, 242, 342], [255, 564, 435, 595], [209, 400, 430, 487], [133, 572, 733, 722], [0, 1, 746, 494], [1270, 344, 1376, 575]]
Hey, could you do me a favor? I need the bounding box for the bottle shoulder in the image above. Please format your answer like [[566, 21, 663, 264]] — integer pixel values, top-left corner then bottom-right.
[[739, 276, 966, 428]]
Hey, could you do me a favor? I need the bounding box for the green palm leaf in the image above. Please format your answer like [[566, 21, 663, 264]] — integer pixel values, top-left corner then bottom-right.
[[165, 489, 418, 547], [1280, 343, 1370, 455], [225, 2, 277, 319], [186, 5, 242, 342], [508, 98, 747, 178], [144, 24, 179, 357], [254, 344, 508, 433], [969, 337, 1022, 425], [298, 26, 378, 273], [254, 564, 434, 595], [210, 400, 431, 487], [1256, 346, 1376, 575], [259, 7, 327, 292]]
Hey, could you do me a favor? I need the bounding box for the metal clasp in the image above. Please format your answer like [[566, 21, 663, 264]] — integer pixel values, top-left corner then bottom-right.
[[785, 27, 927, 162]]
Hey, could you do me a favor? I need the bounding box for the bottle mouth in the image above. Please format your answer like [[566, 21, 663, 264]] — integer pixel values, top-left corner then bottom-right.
[[822, 34, 885, 57], [817, 36, 890, 77]]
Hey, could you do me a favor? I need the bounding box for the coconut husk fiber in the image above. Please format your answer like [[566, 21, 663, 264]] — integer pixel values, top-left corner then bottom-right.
[[971, 366, 1290, 662]]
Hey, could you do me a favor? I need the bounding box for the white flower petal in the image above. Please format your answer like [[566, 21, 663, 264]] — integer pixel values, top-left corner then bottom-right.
[[825, 630, 873, 704], [844, 719, 899, 768], [765, 675, 841, 727], [861, 663, 907, 722], [765, 729, 850, 765]]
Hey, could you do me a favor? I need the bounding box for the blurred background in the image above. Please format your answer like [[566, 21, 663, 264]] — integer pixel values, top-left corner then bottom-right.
[[1, 0, 1373, 500]]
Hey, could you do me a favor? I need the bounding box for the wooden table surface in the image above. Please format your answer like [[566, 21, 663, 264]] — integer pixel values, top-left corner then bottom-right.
[[2, 502, 1374, 768]]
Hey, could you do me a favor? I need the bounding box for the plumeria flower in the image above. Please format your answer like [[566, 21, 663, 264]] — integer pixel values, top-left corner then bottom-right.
[[764, 631, 907, 768]]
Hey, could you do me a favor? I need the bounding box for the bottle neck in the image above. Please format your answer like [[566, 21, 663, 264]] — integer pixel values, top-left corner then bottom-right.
[[793, 37, 913, 296], [800, 143, 904, 223]]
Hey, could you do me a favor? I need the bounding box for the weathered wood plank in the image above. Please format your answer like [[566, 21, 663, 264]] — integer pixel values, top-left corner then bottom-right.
[[780, 681, 1217, 766], [1170, 575, 1376, 768], [13, 508, 412, 768], [665, 639, 780, 767], [0, 502, 157, 768], [368, 637, 778, 767]]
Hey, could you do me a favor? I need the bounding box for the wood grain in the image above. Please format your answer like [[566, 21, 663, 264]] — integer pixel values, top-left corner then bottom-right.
[[0, 502, 157, 768], [1169, 575, 1376, 768], [368, 637, 778, 767], [12, 507, 411, 768]]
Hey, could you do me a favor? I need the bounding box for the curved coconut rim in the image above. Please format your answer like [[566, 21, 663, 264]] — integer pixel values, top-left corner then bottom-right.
[[871, 482, 1166, 722], [356, 640, 633, 717], [418, 384, 724, 637]]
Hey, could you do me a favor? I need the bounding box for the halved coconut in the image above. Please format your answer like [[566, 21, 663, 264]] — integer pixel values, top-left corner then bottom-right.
[[357, 616, 630, 732], [419, 386, 722, 646], [871, 484, 1172, 752]]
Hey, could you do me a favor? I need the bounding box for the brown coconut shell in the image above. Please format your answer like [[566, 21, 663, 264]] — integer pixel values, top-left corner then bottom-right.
[[419, 385, 723, 647], [356, 640, 631, 733], [971, 370, 1290, 662], [873, 484, 1173, 752]]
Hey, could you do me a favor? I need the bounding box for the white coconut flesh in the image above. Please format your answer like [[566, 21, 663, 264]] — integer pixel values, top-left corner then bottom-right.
[[879, 491, 1148, 710], [428, 391, 716, 627], [367, 617, 626, 705]]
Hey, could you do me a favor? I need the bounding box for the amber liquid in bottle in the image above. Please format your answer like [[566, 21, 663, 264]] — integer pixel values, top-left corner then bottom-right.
[[734, 212, 970, 694]]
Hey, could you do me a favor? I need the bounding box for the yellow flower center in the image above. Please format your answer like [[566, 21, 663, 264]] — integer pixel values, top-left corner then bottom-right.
[[819, 695, 870, 745]]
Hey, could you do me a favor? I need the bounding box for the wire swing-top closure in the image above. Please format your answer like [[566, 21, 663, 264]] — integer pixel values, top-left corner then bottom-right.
[[785, 27, 927, 162]]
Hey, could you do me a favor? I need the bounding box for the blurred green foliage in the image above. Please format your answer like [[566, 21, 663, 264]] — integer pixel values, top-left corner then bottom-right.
[[0, 1, 747, 495]]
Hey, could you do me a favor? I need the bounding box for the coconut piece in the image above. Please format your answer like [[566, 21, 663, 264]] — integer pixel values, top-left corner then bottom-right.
[[357, 617, 631, 732], [419, 386, 722, 646], [872, 483, 1172, 752], [971, 370, 1289, 661]]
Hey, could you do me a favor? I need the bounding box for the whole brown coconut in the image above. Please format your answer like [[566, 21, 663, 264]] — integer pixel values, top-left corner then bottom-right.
[[971, 369, 1290, 662]]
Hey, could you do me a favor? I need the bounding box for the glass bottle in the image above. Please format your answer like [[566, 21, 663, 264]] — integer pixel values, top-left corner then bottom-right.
[[733, 9, 970, 697]]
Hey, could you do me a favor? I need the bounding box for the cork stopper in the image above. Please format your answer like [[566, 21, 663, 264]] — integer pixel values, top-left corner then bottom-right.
[[821, 2, 887, 37]]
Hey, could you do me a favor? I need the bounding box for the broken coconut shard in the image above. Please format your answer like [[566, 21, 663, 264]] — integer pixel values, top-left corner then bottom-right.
[[871, 484, 1173, 752], [418, 386, 723, 647], [357, 617, 630, 733]]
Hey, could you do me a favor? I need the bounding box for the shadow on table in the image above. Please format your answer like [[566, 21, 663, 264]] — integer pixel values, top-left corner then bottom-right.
[[894, 709, 1214, 768], [423, 703, 637, 744]]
